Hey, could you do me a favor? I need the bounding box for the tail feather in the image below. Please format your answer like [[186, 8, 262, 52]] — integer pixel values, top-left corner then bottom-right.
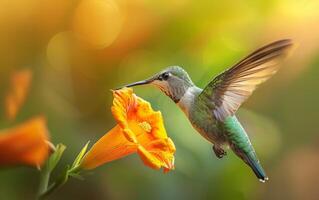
[[224, 116, 268, 182], [230, 142, 268, 182], [243, 151, 268, 182]]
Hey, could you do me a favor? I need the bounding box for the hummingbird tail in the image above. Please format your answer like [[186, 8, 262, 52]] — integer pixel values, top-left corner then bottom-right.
[[242, 151, 268, 182], [223, 116, 268, 182]]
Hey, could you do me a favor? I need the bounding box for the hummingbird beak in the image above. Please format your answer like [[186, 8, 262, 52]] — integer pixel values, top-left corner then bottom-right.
[[115, 77, 155, 90]]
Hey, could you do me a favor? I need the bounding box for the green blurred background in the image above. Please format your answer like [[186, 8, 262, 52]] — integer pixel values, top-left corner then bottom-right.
[[0, 0, 319, 199]]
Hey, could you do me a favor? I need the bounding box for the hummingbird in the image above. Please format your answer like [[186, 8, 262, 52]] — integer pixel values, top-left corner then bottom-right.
[[118, 39, 293, 182]]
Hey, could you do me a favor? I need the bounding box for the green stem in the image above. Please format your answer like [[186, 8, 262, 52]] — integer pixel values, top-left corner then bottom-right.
[[37, 168, 51, 198], [38, 177, 66, 199], [38, 166, 82, 199], [37, 142, 88, 199], [37, 143, 66, 199]]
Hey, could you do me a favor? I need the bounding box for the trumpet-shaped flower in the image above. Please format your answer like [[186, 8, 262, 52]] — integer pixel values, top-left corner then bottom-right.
[[81, 88, 175, 172], [0, 117, 50, 167]]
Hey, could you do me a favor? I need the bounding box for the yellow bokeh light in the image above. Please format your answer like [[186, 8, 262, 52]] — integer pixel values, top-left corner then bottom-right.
[[72, 0, 123, 49], [46, 32, 71, 70]]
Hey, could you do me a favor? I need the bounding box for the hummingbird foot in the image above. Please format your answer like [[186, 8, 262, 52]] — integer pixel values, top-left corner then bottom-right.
[[212, 145, 227, 159]]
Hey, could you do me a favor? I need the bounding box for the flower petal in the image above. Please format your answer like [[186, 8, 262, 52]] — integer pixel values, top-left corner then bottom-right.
[[0, 117, 49, 167], [111, 88, 168, 139], [5, 69, 32, 121], [111, 88, 134, 128], [81, 125, 138, 170], [145, 137, 176, 153], [144, 137, 176, 172], [137, 145, 162, 170]]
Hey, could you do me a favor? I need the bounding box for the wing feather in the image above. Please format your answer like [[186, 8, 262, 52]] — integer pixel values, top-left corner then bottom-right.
[[199, 39, 293, 121]]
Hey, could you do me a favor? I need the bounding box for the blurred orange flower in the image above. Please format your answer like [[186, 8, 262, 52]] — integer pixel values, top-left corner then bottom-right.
[[81, 88, 175, 172], [5, 69, 32, 121], [0, 117, 50, 167]]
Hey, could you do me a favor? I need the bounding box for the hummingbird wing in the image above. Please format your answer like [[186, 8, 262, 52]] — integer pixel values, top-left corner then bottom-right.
[[199, 39, 293, 121]]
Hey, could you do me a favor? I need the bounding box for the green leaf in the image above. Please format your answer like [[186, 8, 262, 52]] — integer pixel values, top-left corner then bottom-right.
[[71, 141, 90, 169], [47, 144, 66, 173]]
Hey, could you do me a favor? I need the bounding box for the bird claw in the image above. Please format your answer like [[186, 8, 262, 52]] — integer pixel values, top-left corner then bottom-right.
[[212, 145, 227, 159]]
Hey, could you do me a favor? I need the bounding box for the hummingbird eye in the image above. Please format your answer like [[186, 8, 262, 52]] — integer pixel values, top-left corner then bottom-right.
[[160, 72, 170, 81]]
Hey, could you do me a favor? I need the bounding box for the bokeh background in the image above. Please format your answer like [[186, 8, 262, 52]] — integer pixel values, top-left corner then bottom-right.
[[0, 0, 319, 199]]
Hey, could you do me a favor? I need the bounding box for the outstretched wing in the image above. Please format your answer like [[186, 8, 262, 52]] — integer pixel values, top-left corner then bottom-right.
[[199, 39, 293, 121]]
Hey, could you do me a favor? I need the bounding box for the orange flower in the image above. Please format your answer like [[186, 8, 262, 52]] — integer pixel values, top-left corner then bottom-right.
[[0, 117, 50, 167], [5, 69, 32, 121], [81, 88, 175, 172]]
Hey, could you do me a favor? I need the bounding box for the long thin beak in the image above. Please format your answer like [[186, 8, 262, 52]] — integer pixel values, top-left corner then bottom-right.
[[115, 77, 155, 90]]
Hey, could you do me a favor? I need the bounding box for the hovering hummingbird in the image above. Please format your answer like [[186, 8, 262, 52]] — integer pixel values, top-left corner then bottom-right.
[[118, 39, 293, 182]]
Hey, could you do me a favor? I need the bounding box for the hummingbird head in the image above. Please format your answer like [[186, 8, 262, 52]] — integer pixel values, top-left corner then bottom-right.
[[120, 66, 194, 103]]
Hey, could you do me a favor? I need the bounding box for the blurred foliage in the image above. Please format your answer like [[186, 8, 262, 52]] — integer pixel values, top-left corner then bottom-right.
[[0, 0, 319, 199]]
